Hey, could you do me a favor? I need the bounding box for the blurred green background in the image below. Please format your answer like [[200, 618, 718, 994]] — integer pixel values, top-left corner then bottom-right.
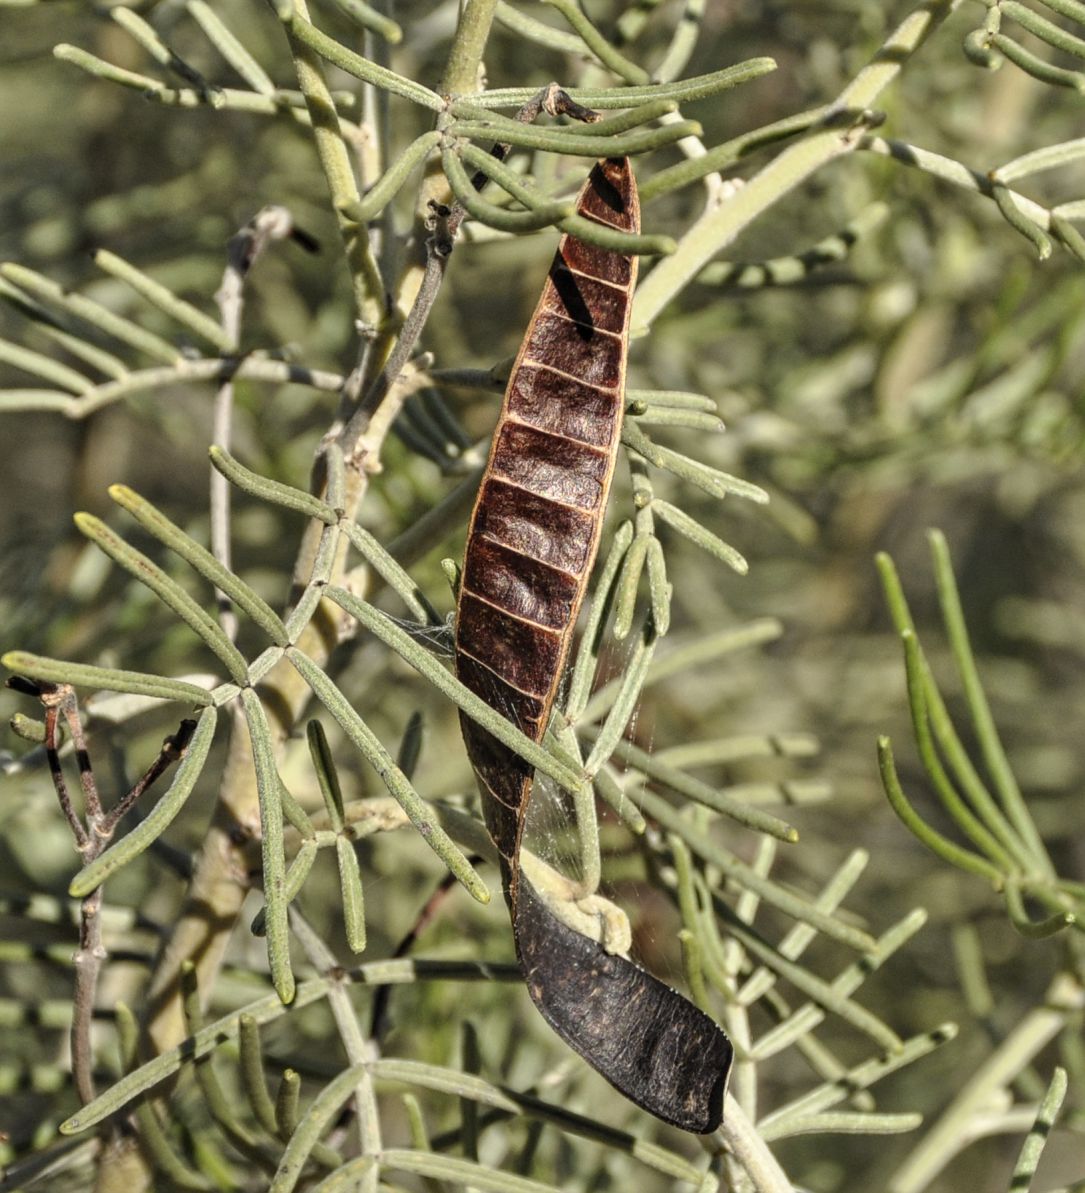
[[2, 2, 1084, 1190]]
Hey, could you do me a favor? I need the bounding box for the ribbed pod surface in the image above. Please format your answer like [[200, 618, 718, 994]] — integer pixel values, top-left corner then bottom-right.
[[455, 158, 732, 1133]]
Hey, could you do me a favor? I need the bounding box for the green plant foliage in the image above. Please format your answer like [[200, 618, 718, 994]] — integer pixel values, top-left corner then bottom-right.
[[2, 1, 1084, 1191]]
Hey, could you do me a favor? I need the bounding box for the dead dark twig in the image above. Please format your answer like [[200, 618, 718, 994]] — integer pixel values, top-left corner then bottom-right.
[[5, 677, 198, 1108]]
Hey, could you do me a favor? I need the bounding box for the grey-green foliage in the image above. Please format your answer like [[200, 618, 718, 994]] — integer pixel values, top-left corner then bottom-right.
[[1, 1, 1084, 1191]]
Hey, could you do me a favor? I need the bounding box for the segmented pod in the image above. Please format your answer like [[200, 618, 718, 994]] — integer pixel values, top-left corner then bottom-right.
[[454, 158, 732, 1133]]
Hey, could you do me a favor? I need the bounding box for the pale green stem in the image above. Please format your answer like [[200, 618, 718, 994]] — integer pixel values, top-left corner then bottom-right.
[[632, 0, 957, 332], [285, 0, 385, 325], [440, 0, 498, 94], [888, 975, 1082, 1193]]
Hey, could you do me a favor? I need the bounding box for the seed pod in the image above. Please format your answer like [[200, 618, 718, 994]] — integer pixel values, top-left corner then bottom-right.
[[455, 157, 732, 1133]]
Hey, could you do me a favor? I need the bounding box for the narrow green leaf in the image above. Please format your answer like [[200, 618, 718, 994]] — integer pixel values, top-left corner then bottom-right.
[[285, 838, 318, 903], [109, 484, 289, 645], [450, 98, 677, 138], [248, 839, 314, 932], [990, 32, 1085, 89], [584, 621, 657, 776], [324, 0, 402, 41], [286, 646, 490, 905], [678, 928, 711, 1012], [370, 1057, 518, 1113], [628, 406, 724, 431], [444, 145, 575, 232], [612, 533, 650, 641], [308, 720, 345, 832], [93, 251, 232, 353], [397, 710, 425, 781], [459, 143, 677, 255], [738, 849, 868, 1006], [761, 1111, 923, 1141], [111, 6, 183, 68], [276, 1070, 301, 1141], [1052, 214, 1085, 262], [1036, 0, 1085, 22], [728, 912, 913, 1054], [646, 535, 670, 635], [876, 736, 1005, 884], [380, 1150, 566, 1193], [898, 631, 1020, 870], [626, 388, 718, 411], [540, 0, 649, 82], [53, 43, 165, 93], [493, 1, 587, 53], [275, 776, 314, 841], [309, 1158, 377, 1192], [180, 964, 278, 1171], [284, 12, 443, 109], [1002, 1, 1085, 60], [993, 183, 1053, 257], [24, 322, 128, 379], [188, 0, 276, 93], [928, 530, 1052, 871], [270, 1064, 370, 1192], [0, 338, 92, 393], [637, 785, 874, 950], [335, 836, 367, 953], [469, 59, 777, 109], [577, 98, 679, 135], [338, 131, 441, 224], [1, 651, 213, 704], [621, 420, 768, 503], [594, 732, 799, 842], [1, 262, 181, 364], [565, 520, 634, 721], [0, 389, 75, 413], [238, 1015, 279, 1137], [879, 550, 1032, 871], [241, 688, 294, 1004], [69, 707, 216, 897], [757, 1025, 957, 1134], [450, 117, 701, 159], [649, 499, 748, 573], [639, 106, 821, 202], [114, 1001, 213, 1189], [75, 512, 250, 685], [9, 713, 46, 743], [1004, 882, 1076, 939], [993, 136, 1085, 183], [209, 445, 337, 522], [401, 1092, 429, 1151]]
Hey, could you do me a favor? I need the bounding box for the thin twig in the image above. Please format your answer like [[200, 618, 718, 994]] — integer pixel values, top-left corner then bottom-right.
[[100, 720, 199, 837], [58, 687, 103, 824], [290, 907, 381, 1166], [370, 871, 462, 1041], [38, 694, 88, 850], [710, 1094, 794, 1193], [7, 678, 198, 1109], [212, 206, 313, 640]]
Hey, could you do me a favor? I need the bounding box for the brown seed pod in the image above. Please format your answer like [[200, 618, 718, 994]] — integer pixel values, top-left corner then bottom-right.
[[455, 158, 732, 1133]]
